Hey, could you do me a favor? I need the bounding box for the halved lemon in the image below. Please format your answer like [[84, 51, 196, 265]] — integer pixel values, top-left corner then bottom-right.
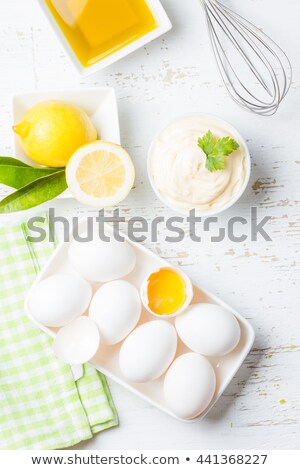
[[66, 141, 135, 207]]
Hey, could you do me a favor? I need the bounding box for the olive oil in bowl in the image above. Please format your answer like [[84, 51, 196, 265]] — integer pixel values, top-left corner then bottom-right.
[[44, 0, 158, 68]]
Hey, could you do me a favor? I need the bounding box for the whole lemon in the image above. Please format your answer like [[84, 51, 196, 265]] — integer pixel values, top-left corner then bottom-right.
[[13, 101, 97, 167]]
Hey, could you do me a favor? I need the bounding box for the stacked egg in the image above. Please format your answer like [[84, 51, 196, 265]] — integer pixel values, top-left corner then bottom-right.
[[28, 234, 241, 421]]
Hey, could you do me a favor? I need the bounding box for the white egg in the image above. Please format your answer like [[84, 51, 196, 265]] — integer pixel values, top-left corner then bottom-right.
[[68, 235, 136, 282], [53, 316, 100, 365], [175, 303, 241, 357], [164, 353, 216, 420], [89, 280, 141, 345], [119, 320, 177, 383], [28, 274, 92, 327]]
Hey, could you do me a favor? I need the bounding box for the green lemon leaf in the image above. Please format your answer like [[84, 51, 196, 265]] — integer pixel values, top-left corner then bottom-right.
[[0, 156, 31, 167], [0, 171, 67, 213], [0, 159, 61, 189]]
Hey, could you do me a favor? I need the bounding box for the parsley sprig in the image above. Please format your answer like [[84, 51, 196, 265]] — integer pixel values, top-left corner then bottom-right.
[[198, 130, 239, 172]]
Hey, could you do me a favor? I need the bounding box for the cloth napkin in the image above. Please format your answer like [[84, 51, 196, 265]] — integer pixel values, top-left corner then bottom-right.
[[0, 217, 118, 450]]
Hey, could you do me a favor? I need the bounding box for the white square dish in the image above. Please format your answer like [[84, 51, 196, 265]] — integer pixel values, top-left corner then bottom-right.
[[12, 87, 120, 198], [25, 219, 255, 423], [37, 0, 172, 76]]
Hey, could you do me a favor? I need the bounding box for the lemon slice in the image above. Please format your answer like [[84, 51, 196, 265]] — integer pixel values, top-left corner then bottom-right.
[[66, 141, 135, 207]]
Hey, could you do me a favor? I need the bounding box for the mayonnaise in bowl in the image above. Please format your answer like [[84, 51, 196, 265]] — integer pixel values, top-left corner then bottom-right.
[[148, 114, 250, 215]]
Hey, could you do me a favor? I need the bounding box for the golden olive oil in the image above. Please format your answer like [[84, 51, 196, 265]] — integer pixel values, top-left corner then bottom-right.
[[45, 0, 158, 67]]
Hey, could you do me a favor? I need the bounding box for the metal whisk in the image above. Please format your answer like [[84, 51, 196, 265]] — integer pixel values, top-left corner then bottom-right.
[[199, 0, 292, 115]]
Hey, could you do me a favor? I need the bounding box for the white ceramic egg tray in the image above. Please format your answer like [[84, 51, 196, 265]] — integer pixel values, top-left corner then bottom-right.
[[25, 219, 255, 422]]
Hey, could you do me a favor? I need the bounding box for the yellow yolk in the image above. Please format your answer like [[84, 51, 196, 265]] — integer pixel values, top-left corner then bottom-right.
[[147, 268, 187, 315]]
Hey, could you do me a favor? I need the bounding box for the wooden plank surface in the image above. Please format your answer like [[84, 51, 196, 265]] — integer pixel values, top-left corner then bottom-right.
[[0, 0, 299, 449]]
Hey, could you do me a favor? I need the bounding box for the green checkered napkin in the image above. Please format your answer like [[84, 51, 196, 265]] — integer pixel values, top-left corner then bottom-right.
[[0, 217, 118, 450]]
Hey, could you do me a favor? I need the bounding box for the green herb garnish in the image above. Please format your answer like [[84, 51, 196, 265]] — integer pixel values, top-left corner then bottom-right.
[[197, 130, 240, 172]]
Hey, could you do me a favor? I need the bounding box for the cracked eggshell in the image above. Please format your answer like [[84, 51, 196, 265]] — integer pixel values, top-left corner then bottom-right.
[[140, 267, 193, 318], [53, 316, 100, 365], [28, 273, 92, 327]]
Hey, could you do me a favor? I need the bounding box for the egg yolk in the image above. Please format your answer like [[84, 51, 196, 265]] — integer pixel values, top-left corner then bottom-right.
[[147, 268, 186, 315]]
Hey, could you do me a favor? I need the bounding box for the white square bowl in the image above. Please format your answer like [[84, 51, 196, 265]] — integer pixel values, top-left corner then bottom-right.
[[12, 87, 120, 198], [25, 218, 255, 423], [37, 0, 172, 76]]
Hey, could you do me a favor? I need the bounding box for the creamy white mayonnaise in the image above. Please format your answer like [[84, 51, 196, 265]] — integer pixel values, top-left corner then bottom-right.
[[149, 116, 247, 213]]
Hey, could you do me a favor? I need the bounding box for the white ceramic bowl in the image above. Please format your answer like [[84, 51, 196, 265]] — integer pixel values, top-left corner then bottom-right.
[[147, 113, 251, 217], [37, 0, 172, 77]]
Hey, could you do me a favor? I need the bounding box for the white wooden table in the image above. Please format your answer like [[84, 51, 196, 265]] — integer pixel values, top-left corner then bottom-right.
[[0, 0, 299, 450]]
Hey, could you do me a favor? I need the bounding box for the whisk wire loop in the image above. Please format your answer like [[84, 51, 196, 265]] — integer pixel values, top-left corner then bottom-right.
[[199, 0, 292, 115]]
